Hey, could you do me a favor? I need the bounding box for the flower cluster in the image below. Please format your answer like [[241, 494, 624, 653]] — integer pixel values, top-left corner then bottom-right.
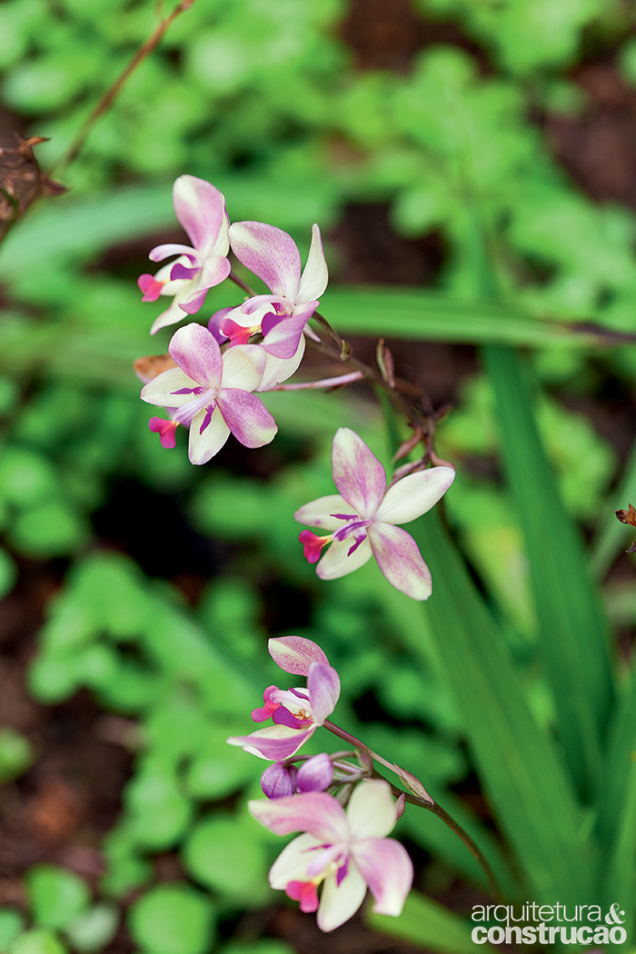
[[138, 175, 328, 464], [228, 636, 413, 932]]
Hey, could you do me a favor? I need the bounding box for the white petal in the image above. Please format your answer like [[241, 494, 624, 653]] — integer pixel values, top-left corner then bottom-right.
[[140, 367, 199, 407], [346, 779, 397, 839], [332, 428, 386, 520], [269, 833, 323, 889], [294, 495, 350, 531], [256, 334, 306, 391], [297, 224, 329, 303], [317, 862, 367, 932], [188, 407, 230, 464], [376, 467, 456, 525], [220, 344, 265, 391], [316, 537, 373, 580]]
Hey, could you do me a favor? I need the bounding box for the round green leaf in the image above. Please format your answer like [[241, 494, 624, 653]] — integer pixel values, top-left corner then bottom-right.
[[0, 728, 34, 783], [0, 909, 24, 951], [128, 884, 216, 954], [182, 817, 268, 903], [26, 865, 90, 931], [126, 770, 193, 849], [64, 904, 118, 953], [11, 501, 87, 557], [0, 447, 56, 509], [11, 930, 67, 954]]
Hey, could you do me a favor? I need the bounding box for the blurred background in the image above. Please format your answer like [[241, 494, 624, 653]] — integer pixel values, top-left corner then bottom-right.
[[1, 1, 636, 952]]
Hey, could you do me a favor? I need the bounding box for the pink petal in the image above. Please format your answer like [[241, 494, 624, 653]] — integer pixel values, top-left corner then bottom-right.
[[248, 791, 348, 842], [299, 530, 329, 564], [229, 221, 301, 300], [261, 762, 298, 799], [332, 428, 387, 519], [168, 323, 222, 390], [353, 838, 413, 916], [367, 523, 432, 600], [297, 224, 328, 303], [287, 880, 319, 913], [375, 467, 455, 525], [173, 175, 227, 255], [149, 417, 178, 449], [216, 389, 277, 448], [149, 242, 197, 263], [138, 273, 165, 301], [208, 307, 233, 344], [227, 724, 317, 761], [268, 636, 330, 676], [261, 306, 315, 359], [307, 663, 340, 725], [297, 753, 333, 793]]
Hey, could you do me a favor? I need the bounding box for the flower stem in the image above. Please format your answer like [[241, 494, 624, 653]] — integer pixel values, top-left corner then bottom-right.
[[322, 718, 499, 899]]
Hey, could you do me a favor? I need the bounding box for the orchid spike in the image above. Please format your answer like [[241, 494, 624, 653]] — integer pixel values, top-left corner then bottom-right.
[[249, 779, 413, 932], [138, 176, 231, 335], [208, 222, 328, 390], [295, 428, 455, 600], [140, 323, 277, 464], [227, 636, 340, 761]]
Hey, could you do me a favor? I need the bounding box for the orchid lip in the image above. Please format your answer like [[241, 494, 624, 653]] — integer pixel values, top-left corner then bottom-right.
[[172, 388, 216, 426]]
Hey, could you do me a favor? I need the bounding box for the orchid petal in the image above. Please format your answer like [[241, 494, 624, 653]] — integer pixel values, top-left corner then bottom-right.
[[173, 175, 228, 255], [268, 832, 324, 888], [220, 344, 265, 391], [294, 494, 350, 531], [150, 293, 193, 335], [353, 838, 413, 916], [168, 324, 222, 390], [346, 778, 397, 839], [188, 407, 230, 465], [307, 663, 340, 725], [248, 791, 348, 842], [217, 390, 277, 448], [376, 467, 455, 525], [261, 306, 315, 359], [367, 523, 432, 600], [227, 724, 316, 761], [297, 224, 328, 303], [178, 286, 210, 315], [208, 307, 233, 344], [180, 256, 232, 314], [297, 753, 334, 793], [256, 335, 306, 392], [229, 221, 301, 300], [316, 536, 373, 580], [140, 367, 200, 408], [317, 863, 367, 932], [268, 636, 330, 676], [149, 242, 197, 263], [332, 428, 386, 519]]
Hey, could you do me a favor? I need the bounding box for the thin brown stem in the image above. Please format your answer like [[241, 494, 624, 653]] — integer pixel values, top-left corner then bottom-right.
[[53, 0, 197, 176], [322, 718, 499, 898]]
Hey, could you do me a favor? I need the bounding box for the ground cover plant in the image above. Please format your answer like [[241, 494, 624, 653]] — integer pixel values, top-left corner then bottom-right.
[[2, 1, 636, 952]]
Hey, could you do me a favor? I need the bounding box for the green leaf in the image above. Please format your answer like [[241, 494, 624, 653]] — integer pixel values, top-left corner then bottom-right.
[[182, 816, 269, 904], [483, 345, 614, 799], [64, 905, 118, 954], [128, 884, 216, 954], [0, 728, 34, 783], [26, 865, 90, 931], [0, 548, 17, 600], [0, 909, 24, 954], [10, 931, 67, 954], [411, 506, 592, 904], [320, 287, 628, 349], [368, 890, 492, 954]]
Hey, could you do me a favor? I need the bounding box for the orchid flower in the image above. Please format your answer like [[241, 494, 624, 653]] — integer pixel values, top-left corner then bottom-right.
[[249, 779, 413, 932], [208, 222, 328, 390], [227, 636, 340, 761], [140, 323, 277, 465], [295, 428, 455, 600], [261, 753, 334, 799], [138, 176, 231, 335]]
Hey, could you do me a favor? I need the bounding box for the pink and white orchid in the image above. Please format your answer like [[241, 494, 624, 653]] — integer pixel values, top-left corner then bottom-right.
[[140, 323, 277, 465], [227, 636, 340, 762], [138, 176, 231, 335], [295, 428, 455, 600], [249, 779, 413, 932], [208, 222, 328, 390]]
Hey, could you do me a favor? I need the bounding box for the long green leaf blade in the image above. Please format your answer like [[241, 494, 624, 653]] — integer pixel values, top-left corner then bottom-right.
[[368, 890, 494, 954]]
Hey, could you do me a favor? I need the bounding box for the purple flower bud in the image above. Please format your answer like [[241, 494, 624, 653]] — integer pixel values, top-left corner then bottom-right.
[[261, 761, 298, 799], [297, 753, 333, 793]]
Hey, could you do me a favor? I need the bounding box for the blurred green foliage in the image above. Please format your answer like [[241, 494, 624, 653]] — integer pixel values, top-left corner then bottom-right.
[[1, 0, 636, 951]]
